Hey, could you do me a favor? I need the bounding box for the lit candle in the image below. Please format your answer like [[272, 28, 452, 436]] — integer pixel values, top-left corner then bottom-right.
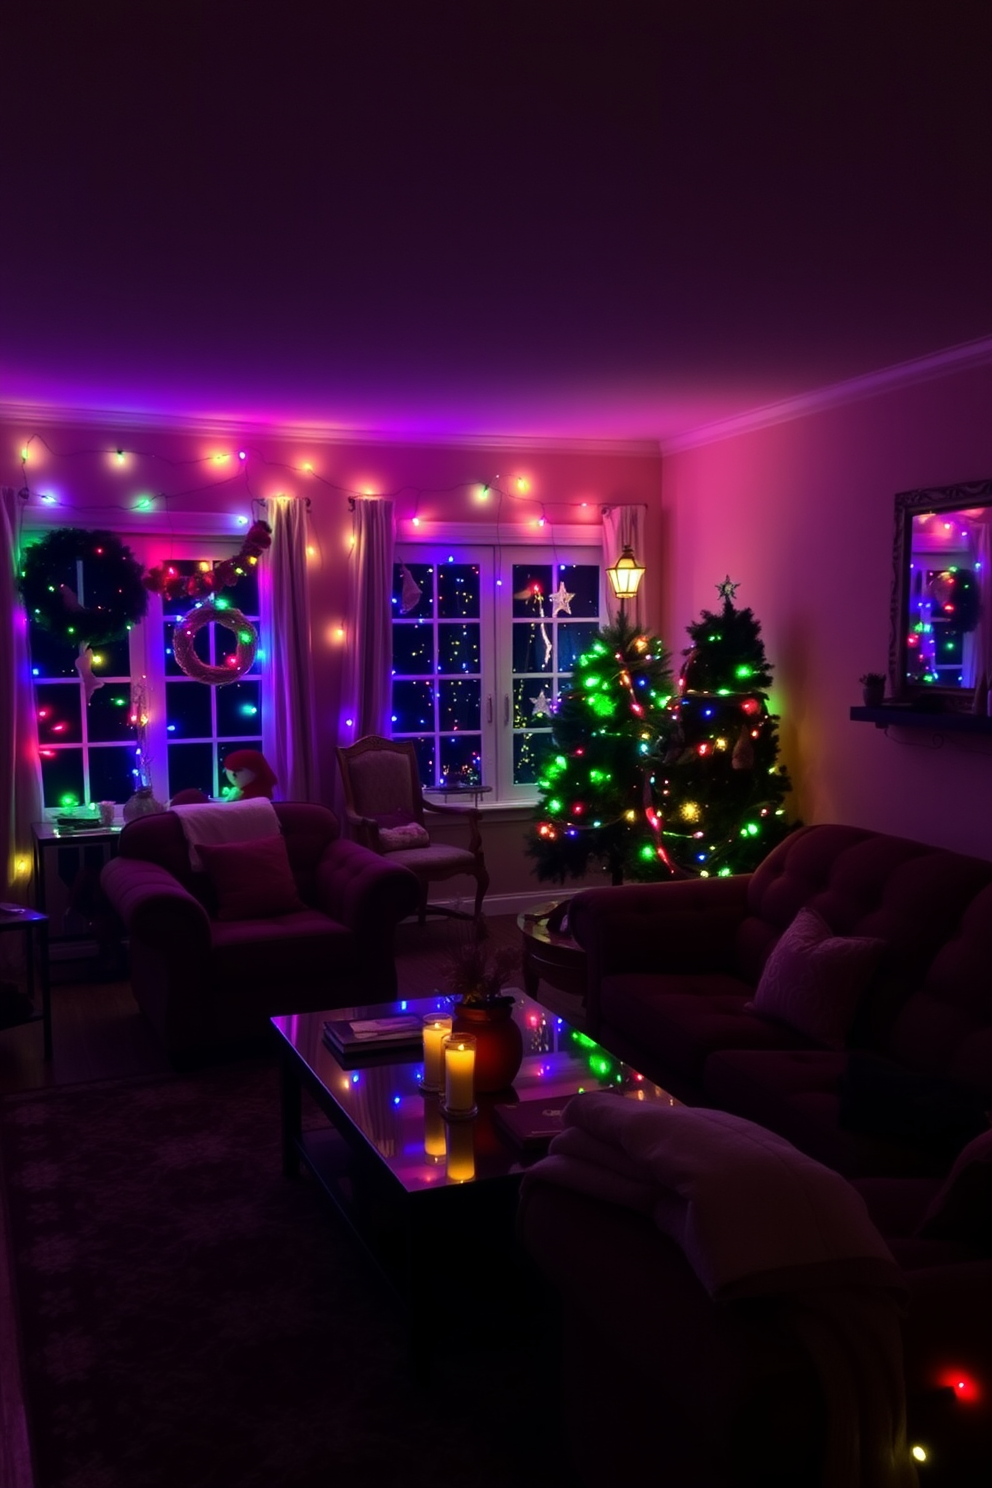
[[443, 1033, 477, 1117], [445, 1117, 476, 1182], [424, 1097, 446, 1160], [420, 1014, 453, 1092]]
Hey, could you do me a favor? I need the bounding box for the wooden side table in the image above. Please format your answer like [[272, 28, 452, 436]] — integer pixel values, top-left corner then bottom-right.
[[517, 900, 587, 1006], [0, 906, 52, 1059]]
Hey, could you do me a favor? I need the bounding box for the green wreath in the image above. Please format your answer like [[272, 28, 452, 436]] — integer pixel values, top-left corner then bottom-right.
[[19, 528, 148, 647]]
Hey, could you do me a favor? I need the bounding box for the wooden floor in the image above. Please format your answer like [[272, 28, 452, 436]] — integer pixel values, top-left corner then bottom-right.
[[0, 913, 583, 1097]]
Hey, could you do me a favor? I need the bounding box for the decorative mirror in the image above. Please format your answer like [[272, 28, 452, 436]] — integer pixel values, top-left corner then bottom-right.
[[890, 478, 992, 709]]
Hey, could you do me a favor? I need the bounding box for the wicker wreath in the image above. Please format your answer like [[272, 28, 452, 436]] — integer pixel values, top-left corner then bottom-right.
[[171, 603, 259, 685], [19, 527, 148, 646]]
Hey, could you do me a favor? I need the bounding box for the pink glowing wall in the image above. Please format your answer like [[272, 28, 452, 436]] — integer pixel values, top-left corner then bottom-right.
[[660, 359, 992, 859]]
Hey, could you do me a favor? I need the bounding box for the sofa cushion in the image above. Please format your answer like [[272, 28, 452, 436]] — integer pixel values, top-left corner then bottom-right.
[[838, 1052, 990, 1158], [196, 835, 307, 920], [746, 907, 884, 1049], [208, 910, 355, 983], [602, 972, 812, 1088], [703, 1048, 948, 1178]]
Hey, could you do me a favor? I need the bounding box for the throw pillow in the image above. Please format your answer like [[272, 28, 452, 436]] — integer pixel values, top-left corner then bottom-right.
[[839, 1052, 990, 1158], [916, 1128, 992, 1244], [378, 821, 431, 851], [745, 907, 885, 1049], [196, 834, 307, 921]]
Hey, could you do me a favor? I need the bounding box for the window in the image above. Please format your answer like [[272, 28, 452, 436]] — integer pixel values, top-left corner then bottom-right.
[[27, 533, 264, 812], [391, 542, 603, 804]]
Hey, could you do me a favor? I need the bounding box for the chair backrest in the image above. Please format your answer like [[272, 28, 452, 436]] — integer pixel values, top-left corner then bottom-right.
[[336, 736, 426, 826]]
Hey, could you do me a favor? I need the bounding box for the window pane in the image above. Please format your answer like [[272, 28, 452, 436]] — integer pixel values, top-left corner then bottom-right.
[[87, 684, 135, 743], [408, 737, 435, 788], [167, 742, 215, 800], [439, 735, 483, 787], [557, 563, 600, 618], [437, 563, 480, 618], [439, 678, 481, 732], [513, 730, 551, 786], [40, 749, 84, 809], [89, 747, 138, 803], [438, 623, 480, 674], [224, 565, 259, 613], [89, 636, 131, 676], [513, 678, 554, 729], [36, 684, 82, 744], [28, 624, 81, 679], [392, 680, 435, 733], [166, 679, 213, 738], [216, 681, 261, 737], [393, 561, 434, 619], [512, 564, 553, 619], [512, 620, 553, 674], [557, 622, 600, 672], [392, 624, 434, 676]]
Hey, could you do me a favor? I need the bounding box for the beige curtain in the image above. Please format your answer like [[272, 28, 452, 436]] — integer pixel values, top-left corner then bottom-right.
[[602, 503, 648, 628], [342, 498, 395, 741], [1, 487, 43, 926], [260, 497, 320, 802]]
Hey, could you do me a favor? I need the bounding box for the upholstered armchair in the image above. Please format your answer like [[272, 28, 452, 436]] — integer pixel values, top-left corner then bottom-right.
[[336, 736, 490, 922], [100, 801, 421, 1065]]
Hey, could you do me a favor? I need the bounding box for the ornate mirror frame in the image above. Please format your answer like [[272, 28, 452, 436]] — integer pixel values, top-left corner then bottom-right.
[[890, 477, 992, 709]]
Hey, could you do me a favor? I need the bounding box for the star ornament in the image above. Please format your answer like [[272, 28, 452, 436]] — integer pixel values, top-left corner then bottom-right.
[[716, 575, 740, 601], [530, 689, 553, 718], [551, 581, 574, 616]]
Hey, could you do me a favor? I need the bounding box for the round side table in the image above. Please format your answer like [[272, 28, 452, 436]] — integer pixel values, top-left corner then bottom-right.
[[517, 900, 586, 1005], [0, 905, 52, 1059]]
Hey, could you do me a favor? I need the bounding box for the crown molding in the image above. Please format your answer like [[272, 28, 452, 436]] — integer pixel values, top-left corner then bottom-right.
[[0, 401, 660, 458], [662, 335, 992, 454]]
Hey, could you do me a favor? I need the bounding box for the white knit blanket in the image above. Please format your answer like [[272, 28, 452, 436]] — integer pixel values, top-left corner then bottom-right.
[[524, 1094, 917, 1488], [171, 798, 281, 870]]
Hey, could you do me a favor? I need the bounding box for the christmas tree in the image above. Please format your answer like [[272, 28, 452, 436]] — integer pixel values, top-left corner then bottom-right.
[[527, 614, 674, 884], [656, 577, 794, 877]]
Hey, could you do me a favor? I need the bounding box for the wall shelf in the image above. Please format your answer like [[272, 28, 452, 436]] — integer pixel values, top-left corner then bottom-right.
[[850, 706, 992, 734]]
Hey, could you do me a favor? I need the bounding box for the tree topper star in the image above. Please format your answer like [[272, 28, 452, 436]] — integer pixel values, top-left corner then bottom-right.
[[716, 575, 740, 601], [551, 580, 574, 617]]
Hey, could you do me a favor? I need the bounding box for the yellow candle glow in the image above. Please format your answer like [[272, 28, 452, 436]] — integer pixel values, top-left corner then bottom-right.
[[421, 1014, 453, 1092], [445, 1117, 476, 1182], [443, 1033, 477, 1116], [424, 1097, 446, 1159]]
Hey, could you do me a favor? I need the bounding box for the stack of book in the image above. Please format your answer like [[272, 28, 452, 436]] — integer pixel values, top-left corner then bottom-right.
[[322, 1015, 423, 1065]]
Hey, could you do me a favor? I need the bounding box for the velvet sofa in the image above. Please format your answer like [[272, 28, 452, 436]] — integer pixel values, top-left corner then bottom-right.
[[100, 802, 421, 1065], [567, 823, 992, 1179], [518, 1142, 992, 1488], [516, 825, 992, 1485]]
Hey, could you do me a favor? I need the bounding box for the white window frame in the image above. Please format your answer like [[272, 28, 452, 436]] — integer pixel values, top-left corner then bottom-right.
[[24, 514, 263, 814], [395, 523, 604, 807]]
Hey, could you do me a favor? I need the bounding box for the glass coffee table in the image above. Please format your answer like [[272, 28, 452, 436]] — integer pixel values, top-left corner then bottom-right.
[[272, 991, 674, 1332]]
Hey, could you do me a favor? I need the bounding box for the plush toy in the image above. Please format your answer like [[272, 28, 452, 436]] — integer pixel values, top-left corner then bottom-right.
[[222, 749, 277, 800]]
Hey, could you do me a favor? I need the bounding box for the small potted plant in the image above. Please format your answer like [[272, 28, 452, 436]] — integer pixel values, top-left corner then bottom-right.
[[859, 672, 886, 707], [443, 920, 524, 1092]]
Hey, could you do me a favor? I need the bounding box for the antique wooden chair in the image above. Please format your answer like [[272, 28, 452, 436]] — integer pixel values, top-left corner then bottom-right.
[[336, 735, 490, 922]]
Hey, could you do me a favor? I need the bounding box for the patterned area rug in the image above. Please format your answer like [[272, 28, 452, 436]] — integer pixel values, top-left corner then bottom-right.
[[0, 1062, 577, 1488]]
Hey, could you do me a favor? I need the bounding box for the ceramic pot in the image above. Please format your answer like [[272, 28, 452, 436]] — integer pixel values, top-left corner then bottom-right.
[[122, 787, 166, 823], [452, 997, 524, 1093]]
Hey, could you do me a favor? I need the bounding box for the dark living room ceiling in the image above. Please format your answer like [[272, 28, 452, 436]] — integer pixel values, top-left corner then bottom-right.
[[2, 3, 991, 446]]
